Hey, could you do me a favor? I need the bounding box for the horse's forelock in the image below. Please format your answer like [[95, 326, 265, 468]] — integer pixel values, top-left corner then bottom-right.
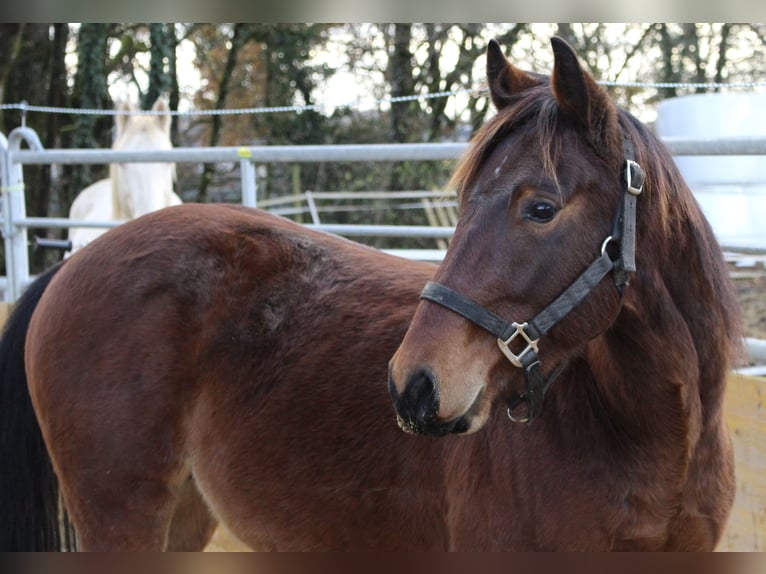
[[450, 86, 578, 205]]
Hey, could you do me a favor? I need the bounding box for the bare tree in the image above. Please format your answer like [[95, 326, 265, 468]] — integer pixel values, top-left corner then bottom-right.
[[197, 24, 249, 203]]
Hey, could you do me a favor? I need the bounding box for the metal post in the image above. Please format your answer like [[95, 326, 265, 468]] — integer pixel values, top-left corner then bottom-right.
[[305, 191, 320, 224], [0, 131, 11, 300], [3, 127, 44, 301], [240, 158, 257, 208]]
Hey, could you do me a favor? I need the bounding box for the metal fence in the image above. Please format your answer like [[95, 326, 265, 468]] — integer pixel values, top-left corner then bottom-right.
[[2, 126, 766, 303]]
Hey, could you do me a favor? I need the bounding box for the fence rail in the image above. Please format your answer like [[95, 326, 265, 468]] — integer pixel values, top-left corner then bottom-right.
[[2, 126, 766, 302]]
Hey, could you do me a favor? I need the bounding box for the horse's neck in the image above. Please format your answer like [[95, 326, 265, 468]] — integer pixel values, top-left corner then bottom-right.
[[573, 195, 735, 448], [551, 268, 713, 488], [584, 282, 702, 445], [111, 163, 174, 220], [111, 125, 174, 220]]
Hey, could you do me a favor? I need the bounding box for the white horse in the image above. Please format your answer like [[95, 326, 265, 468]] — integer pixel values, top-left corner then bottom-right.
[[66, 97, 182, 256]]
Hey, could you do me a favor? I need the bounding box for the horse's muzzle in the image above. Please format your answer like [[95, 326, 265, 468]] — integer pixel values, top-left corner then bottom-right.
[[388, 366, 470, 436]]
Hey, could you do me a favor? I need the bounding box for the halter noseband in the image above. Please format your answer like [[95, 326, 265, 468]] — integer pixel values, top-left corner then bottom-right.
[[419, 137, 645, 424]]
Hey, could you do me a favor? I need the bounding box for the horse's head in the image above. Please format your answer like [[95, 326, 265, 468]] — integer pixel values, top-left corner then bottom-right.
[[389, 37, 638, 435], [112, 96, 176, 219]]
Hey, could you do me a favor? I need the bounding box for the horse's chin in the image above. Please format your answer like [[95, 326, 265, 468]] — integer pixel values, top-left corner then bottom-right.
[[394, 388, 489, 437], [395, 412, 470, 436]]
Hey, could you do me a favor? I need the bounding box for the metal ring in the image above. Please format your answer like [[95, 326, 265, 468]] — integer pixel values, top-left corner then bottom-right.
[[507, 394, 530, 424], [600, 235, 614, 255]]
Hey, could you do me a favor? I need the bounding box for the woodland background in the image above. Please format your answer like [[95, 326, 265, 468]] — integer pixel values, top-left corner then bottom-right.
[[1, 23, 766, 271]]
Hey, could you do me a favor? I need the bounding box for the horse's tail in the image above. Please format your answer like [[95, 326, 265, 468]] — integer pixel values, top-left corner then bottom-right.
[[0, 262, 77, 551]]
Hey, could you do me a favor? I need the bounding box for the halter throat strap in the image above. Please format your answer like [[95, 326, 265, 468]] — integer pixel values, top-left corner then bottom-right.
[[419, 137, 644, 424]]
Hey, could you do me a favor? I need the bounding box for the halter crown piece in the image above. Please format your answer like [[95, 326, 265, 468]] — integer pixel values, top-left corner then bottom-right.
[[420, 136, 645, 424]]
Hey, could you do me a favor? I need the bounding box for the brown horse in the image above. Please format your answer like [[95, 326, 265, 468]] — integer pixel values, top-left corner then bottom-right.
[[0, 37, 739, 551], [389, 38, 740, 549]]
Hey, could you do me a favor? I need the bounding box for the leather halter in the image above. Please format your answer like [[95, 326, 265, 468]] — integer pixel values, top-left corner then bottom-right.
[[419, 137, 645, 424]]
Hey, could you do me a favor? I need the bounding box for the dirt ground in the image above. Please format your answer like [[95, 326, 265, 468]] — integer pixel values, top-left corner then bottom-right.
[[733, 271, 766, 340]]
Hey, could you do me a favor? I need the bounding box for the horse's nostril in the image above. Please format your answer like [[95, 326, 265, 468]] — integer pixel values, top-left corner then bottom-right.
[[410, 370, 437, 420], [393, 367, 439, 431]]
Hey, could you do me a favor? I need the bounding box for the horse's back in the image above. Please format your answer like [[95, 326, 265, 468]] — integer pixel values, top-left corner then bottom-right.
[[27, 204, 447, 550]]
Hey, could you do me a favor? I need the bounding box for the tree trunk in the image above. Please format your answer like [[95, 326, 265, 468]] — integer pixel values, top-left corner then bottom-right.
[[0, 23, 24, 134], [3, 25, 52, 214], [197, 23, 248, 203], [656, 24, 679, 100], [387, 23, 418, 191], [681, 24, 707, 94], [714, 24, 732, 90], [168, 25, 181, 145], [29, 24, 71, 271], [388, 23, 416, 146], [66, 23, 113, 211], [143, 23, 173, 110]]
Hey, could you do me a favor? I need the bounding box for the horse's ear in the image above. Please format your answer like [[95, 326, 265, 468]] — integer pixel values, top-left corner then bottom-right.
[[550, 36, 595, 125], [115, 101, 133, 138], [486, 39, 540, 110], [152, 97, 172, 136], [551, 37, 620, 154]]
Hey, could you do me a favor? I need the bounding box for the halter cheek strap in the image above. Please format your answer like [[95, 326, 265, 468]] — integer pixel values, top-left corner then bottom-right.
[[419, 139, 645, 424], [612, 137, 644, 287]]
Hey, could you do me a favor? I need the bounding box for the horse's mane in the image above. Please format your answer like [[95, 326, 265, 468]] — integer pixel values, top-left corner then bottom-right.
[[618, 110, 743, 397]]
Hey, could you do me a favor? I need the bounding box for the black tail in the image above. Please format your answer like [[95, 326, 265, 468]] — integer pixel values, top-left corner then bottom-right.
[[0, 263, 76, 551]]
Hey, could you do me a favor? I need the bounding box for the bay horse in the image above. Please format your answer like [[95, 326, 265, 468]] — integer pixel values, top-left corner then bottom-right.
[[388, 38, 740, 549], [0, 37, 739, 551], [66, 96, 181, 256]]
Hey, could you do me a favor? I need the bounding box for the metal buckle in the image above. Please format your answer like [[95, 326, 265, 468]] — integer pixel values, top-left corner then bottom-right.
[[625, 159, 644, 195], [497, 322, 539, 368]]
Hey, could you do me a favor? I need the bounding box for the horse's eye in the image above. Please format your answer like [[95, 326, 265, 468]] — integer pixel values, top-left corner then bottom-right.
[[525, 201, 558, 223]]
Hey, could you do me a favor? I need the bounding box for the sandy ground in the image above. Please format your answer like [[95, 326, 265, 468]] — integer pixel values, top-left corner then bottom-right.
[[733, 273, 766, 340]]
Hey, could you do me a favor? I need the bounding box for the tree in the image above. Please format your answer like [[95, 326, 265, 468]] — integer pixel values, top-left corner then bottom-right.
[[645, 23, 763, 106], [385, 24, 419, 191], [388, 23, 419, 145], [188, 24, 332, 203], [2, 24, 61, 214], [0, 24, 73, 272], [67, 24, 114, 210], [0, 24, 25, 135], [1, 23, 764, 270], [29, 24, 71, 270], [196, 23, 249, 203], [142, 23, 175, 111]]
